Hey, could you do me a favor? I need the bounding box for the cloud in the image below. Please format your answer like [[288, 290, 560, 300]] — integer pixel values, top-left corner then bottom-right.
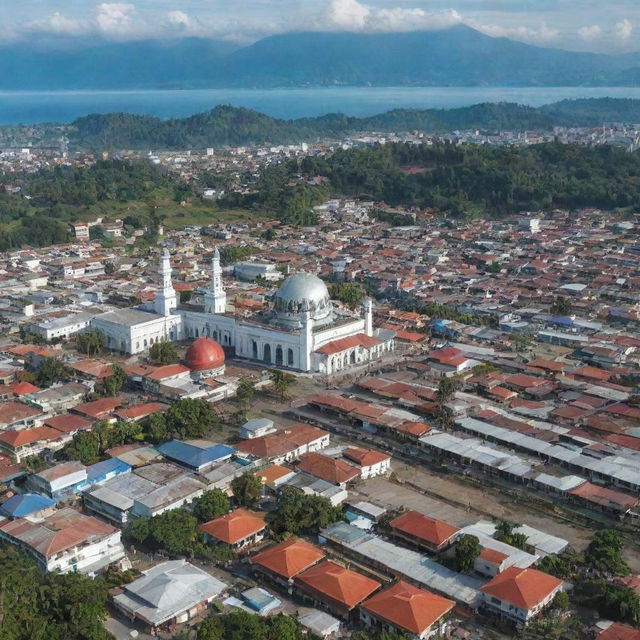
[[473, 20, 560, 45], [94, 3, 135, 35], [615, 18, 633, 40], [27, 11, 86, 36], [167, 11, 192, 29], [578, 25, 602, 42], [324, 0, 462, 32]]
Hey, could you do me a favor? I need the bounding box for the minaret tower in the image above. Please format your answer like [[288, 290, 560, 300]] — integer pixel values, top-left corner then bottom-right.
[[363, 298, 374, 337], [204, 247, 227, 314], [154, 248, 177, 316]]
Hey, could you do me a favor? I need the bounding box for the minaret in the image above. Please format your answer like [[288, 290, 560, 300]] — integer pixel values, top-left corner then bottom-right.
[[204, 247, 227, 314], [154, 248, 177, 316], [300, 309, 314, 372], [363, 298, 374, 337]]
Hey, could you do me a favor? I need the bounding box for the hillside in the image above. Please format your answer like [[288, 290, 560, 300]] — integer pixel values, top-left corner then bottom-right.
[[1, 26, 639, 89], [65, 99, 640, 150]]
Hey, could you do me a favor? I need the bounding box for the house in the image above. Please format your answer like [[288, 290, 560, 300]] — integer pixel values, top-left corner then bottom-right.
[[112, 560, 227, 632], [0, 493, 56, 519], [24, 382, 88, 413], [156, 439, 235, 474], [71, 396, 123, 422], [479, 566, 563, 624], [360, 580, 455, 640], [390, 511, 460, 553], [0, 401, 43, 430], [0, 426, 67, 462], [597, 622, 640, 640], [293, 559, 381, 619], [0, 507, 125, 574], [250, 537, 326, 588], [240, 417, 277, 440], [342, 447, 391, 479], [235, 425, 330, 465], [28, 461, 87, 501], [298, 611, 341, 639], [200, 508, 267, 550], [114, 402, 169, 422], [296, 452, 360, 488]]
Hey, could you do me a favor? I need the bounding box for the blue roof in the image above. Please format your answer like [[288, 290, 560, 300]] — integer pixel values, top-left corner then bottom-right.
[[549, 316, 574, 326], [156, 440, 235, 469], [0, 493, 55, 518], [86, 457, 132, 483]]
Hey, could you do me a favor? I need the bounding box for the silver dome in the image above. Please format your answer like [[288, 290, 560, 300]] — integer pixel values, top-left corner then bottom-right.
[[273, 273, 332, 320]]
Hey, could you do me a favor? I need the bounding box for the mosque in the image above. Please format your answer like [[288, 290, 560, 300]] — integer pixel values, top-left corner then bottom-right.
[[91, 248, 395, 375]]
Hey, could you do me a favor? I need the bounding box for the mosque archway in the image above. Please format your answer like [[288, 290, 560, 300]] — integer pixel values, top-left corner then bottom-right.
[[263, 344, 272, 363], [275, 345, 283, 366], [287, 348, 294, 367]]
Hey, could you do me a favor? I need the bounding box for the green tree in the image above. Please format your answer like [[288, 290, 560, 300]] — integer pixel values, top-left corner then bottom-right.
[[455, 534, 481, 573], [552, 591, 570, 611], [77, 330, 106, 356], [127, 509, 200, 556], [269, 369, 296, 401], [550, 296, 571, 315], [235, 374, 257, 415], [585, 529, 630, 576], [34, 356, 71, 388], [149, 341, 179, 365], [329, 282, 364, 309], [268, 488, 345, 537], [197, 617, 224, 640], [231, 471, 263, 507], [143, 412, 170, 443], [96, 363, 127, 397], [165, 397, 220, 439], [436, 376, 459, 403], [195, 489, 231, 523]]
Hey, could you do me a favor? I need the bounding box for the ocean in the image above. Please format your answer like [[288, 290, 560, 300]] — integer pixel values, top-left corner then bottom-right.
[[0, 86, 639, 125]]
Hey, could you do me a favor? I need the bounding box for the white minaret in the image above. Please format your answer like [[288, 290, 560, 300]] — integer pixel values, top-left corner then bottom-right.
[[300, 309, 314, 372], [363, 298, 374, 337], [205, 247, 227, 314], [154, 248, 177, 316]]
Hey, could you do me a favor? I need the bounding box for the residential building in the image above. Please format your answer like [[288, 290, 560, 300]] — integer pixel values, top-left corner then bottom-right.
[[390, 511, 460, 553], [200, 508, 267, 550], [342, 447, 391, 479]]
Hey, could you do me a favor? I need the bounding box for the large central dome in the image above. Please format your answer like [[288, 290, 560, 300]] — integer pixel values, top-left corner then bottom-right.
[[273, 273, 333, 326]]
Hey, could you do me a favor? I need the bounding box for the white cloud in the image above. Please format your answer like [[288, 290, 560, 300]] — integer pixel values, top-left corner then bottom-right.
[[27, 11, 86, 36], [94, 3, 135, 35], [167, 11, 191, 29], [578, 25, 602, 41], [615, 18, 632, 40], [324, 0, 461, 32], [473, 20, 560, 45]]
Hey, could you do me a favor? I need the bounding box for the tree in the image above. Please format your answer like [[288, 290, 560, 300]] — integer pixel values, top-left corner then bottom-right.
[[455, 534, 481, 573], [231, 471, 263, 507], [126, 509, 200, 556], [269, 369, 296, 401], [195, 489, 231, 523], [512, 332, 532, 353], [537, 551, 578, 580], [235, 374, 257, 414], [436, 376, 459, 403], [143, 412, 170, 443], [329, 282, 364, 309], [96, 363, 127, 397], [77, 330, 106, 357], [165, 397, 220, 439], [268, 488, 346, 537], [34, 356, 71, 388], [149, 341, 179, 365], [197, 617, 224, 640], [550, 296, 571, 316], [552, 591, 570, 611], [585, 529, 630, 576]]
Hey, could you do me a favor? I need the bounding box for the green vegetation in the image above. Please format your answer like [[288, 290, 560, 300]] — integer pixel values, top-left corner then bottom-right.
[[126, 508, 200, 556], [195, 610, 305, 640], [436, 377, 460, 403], [267, 488, 346, 537], [269, 369, 296, 401], [148, 341, 179, 365], [32, 356, 72, 388], [575, 580, 640, 627], [550, 296, 572, 315], [495, 519, 529, 550], [194, 489, 231, 523], [584, 529, 630, 576], [230, 471, 263, 508], [94, 364, 127, 397], [455, 534, 481, 573], [77, 330, 106, 356], [217, 245, 258, 266], [299, 141, 640, 219], [164, 397, 221, 439], [0, 545, 112, 640], [329, 282, 365, 309]]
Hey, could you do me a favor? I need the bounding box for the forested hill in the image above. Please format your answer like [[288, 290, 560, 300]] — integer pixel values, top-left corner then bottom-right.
[[68, 99, 640, 150]]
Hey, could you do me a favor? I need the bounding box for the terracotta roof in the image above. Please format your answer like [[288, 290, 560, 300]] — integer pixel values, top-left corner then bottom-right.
[[479, 547, 508, 564], [199, 508, 266, 544], [390, 510, 459, 547], [361, 580, 455, 634], [315, 333, 382, 356], [297, 452, 360, 485], [44, 414, 93, 434], [257, 464, 294, 484], [251, 537, 325, 579], [0, 401, 42, 425], [0, 426, 62, 449], [66, 359, 113, 379], [8, 381, 41, 396], [569, 481, 639, 510], [597, 623, 640, 640], [144, 364, 190, 381], [72, 396, 122, 418], [480, 566, 562, 610], [294, 559, 381, 609], [114, 402, 169, 421], [343, 446, 391, 467], [235, 425, 328, 459]]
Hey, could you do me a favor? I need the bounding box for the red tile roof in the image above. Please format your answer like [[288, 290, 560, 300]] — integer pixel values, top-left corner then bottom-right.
[[479, 547, 508, 564], [44, 414, 93, 434], [114, 402, 169, 421], [297, 452, 360, 485], [295, 559, 381, 609], [597, 623, 640, 640], [72, 396, 123, 418], [343, 446, 390, 467], [390, 510, 459, 547], [315, 333, 382, 356], [235, 425, 328, 459], [0, 401, 42, 425], [199, 508, 266, 544], [480, 566, 562, 610], [251, 537, 325, 579], [0, 426, 62, 448], [361, 580, 455, 634], [144, 364, 190, 381], [257, 464, 294, 484]]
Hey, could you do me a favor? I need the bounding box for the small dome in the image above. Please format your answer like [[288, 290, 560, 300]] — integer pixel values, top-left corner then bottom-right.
[[186, 337, 225, 371], [274, 273, 332, 317]]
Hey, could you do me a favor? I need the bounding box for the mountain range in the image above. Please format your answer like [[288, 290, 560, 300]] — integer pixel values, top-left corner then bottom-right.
[[65, 99, 640, 150], [2, 25, 640, 89]]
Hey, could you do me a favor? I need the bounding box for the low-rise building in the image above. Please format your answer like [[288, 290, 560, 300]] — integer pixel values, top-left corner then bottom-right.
[[200, 508, 267, 551], [342, 446, 391, 479], [390, 511, 460, 553]]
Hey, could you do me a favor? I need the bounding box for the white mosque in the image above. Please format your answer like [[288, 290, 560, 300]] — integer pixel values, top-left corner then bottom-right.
[[91, 248, 395, 375]]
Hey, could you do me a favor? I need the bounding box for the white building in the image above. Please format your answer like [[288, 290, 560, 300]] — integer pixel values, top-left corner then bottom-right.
[[90, 247, 394, 373]]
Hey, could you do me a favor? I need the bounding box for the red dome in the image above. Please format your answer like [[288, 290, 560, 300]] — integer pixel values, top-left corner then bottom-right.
[[186, 337, 225, 371]]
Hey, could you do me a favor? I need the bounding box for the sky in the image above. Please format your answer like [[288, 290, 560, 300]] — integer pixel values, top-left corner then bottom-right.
[[0, 0, 637, 54]]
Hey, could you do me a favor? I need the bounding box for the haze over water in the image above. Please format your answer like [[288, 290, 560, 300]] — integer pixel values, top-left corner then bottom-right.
[[1, 86, 639, 125]]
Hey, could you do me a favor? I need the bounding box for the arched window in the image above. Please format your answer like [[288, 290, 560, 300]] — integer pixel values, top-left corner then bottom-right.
[[195, 328, 199, 338], [275, 345, 283, 366], [263, 344, 272, 364], [350, 351, 356, 365], [252, 340, 258, 359], [287, 348, 294, 366], [143, 339, 148, 347]]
